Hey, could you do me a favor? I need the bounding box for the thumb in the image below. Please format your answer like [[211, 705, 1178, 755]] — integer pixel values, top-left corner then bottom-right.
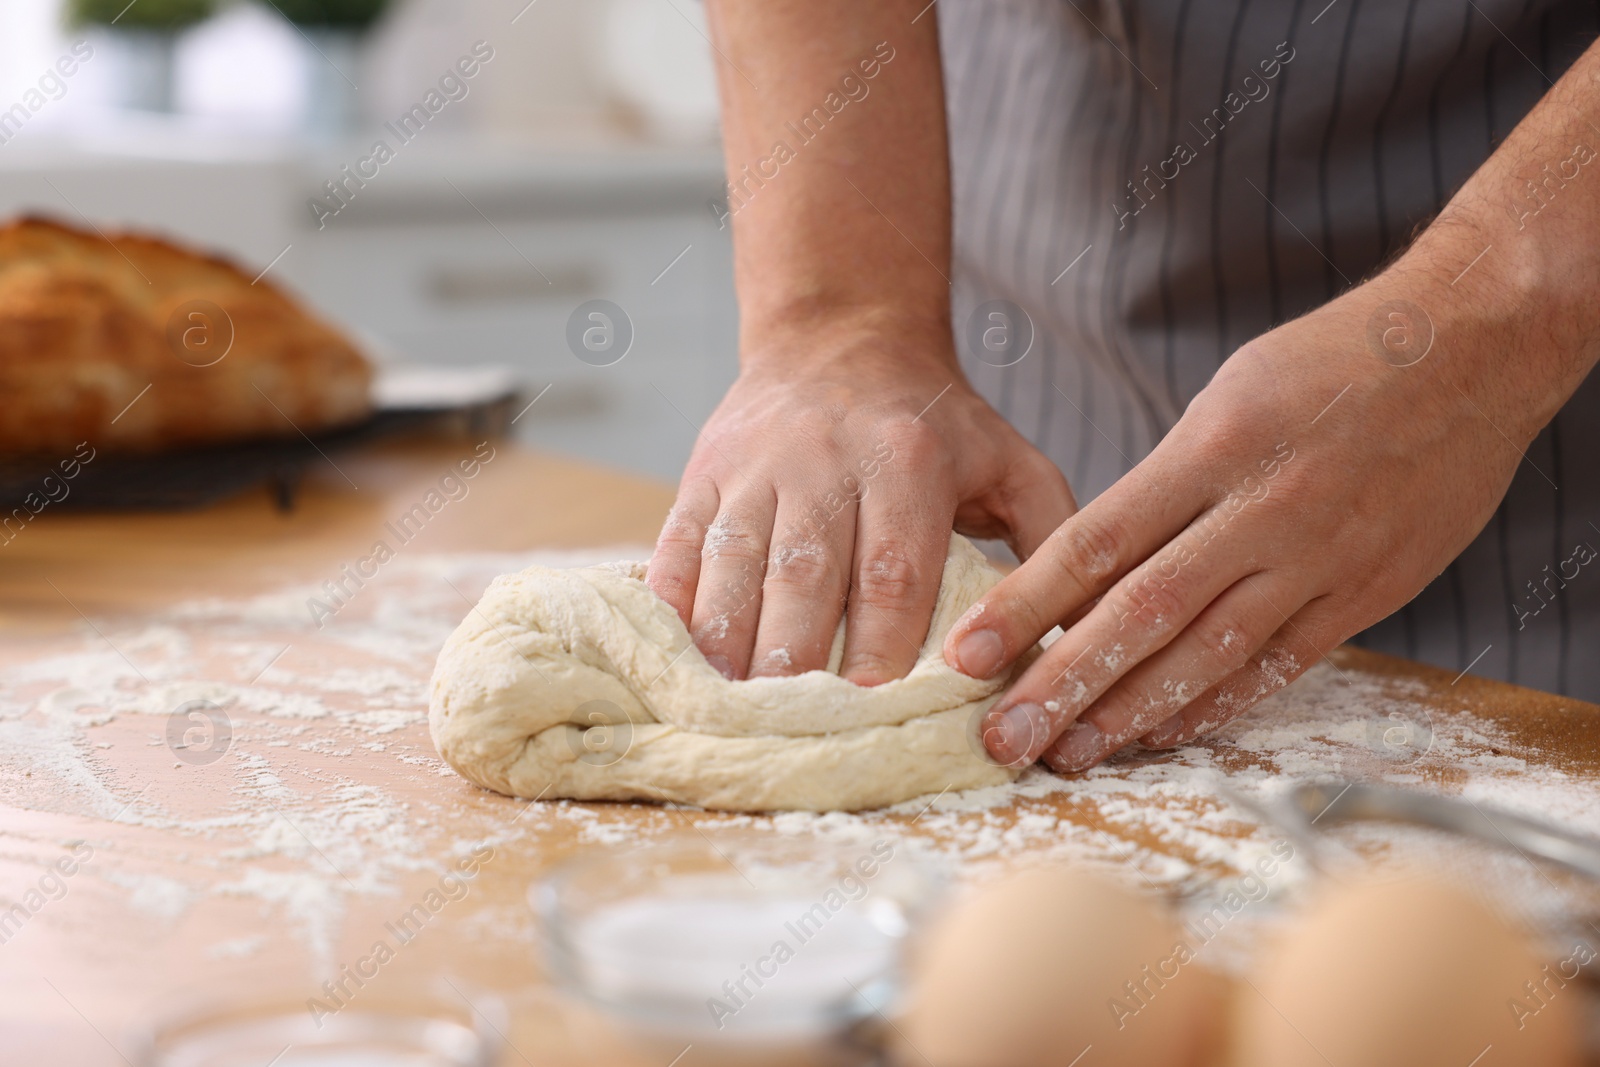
[[999, 453, 1077, 561]]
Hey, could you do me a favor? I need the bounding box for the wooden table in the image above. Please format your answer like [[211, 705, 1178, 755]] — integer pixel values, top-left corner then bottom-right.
[[2, 437, 1597, 1066]]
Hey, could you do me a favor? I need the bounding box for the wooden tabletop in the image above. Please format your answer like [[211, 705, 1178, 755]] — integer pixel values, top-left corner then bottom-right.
[[0, 436, 677, 622], [2, 435, 1597, 1066]]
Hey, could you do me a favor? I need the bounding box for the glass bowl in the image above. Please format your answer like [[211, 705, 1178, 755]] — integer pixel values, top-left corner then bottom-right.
[[532, 832, 938, 1050], [132, 996, 504, 1067]]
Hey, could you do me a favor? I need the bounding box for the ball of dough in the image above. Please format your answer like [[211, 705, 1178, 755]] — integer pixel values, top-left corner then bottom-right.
[[1231, 876, 1582, 1067], [898, 868, 1223, 1067], [430, 534, 1025, 811]]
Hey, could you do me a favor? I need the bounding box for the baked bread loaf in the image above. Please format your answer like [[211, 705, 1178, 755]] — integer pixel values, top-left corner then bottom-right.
[[0, 216, 372, 454]]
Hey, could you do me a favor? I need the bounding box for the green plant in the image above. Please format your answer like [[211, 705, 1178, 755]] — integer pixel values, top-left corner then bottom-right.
[[266, 0, 390, 30], [66, 0, 217, 29]]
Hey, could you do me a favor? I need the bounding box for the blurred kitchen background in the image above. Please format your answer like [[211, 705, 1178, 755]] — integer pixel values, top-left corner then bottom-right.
[[0, 0, 736, 481]]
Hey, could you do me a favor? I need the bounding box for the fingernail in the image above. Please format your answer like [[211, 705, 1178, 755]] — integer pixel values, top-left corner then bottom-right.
[[955, 629, 1005, 679], [705, 653, 735, 680], [1053, 720, 1104, 771], [984, 702, 1048, 766]]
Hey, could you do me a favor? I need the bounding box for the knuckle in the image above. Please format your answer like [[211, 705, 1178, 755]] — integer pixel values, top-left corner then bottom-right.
[[1122, 704, 1174, 740], [700, 518, 766, 568], [1091, 683, 1169, 734], [654, 500, 712, 558], [1255, 641, 1308, 686], [1188, 424, 1243, 472], [1207, 643, 1303, 719], [1189, 612, 1252, 669], [869, 421, 949, 485], [647, 571, 696, 609], [653, 525, 704, 559], [764, 543, 832, 590], [661, 493, 711, 531], [842, 646, 904, 684], [854, 545, 922, 607], [1157, 701, 1233, 746], [878, 418, 943, 468], [1077, 687, 1138, 730], [1113, 565, 1188, 631], [1048, 517, 1123, 590]]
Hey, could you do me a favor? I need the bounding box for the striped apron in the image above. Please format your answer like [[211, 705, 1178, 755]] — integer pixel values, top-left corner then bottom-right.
[[942, 0, 1600, 697]]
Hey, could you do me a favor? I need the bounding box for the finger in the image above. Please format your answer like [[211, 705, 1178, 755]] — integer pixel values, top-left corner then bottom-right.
[[689, 499, 776, 680], [944, 473, 1209, 680], [838, 451, 954, 685], [996, 449, 1079, 562], [746, 490, 858, 678], [1037, 574, 1306, 772], [1140, 595, 1342, 748], [953, 447, 1078, 562], [976, 518, 1250, 766], [647, 485, 719, 627]]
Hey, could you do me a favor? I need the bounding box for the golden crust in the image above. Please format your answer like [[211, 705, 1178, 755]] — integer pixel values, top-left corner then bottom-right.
[[0, 216, 372, 455]]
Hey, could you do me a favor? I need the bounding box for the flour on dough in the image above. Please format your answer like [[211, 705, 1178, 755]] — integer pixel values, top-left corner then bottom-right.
[[428, 534, 1024, 811]]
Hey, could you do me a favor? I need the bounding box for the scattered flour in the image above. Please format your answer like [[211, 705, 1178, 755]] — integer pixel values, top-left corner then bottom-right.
[[2, 545, 1596, 982], [102, 870, 195, 920], [206, 933, 266, 959], [702, 514, 741, 559]]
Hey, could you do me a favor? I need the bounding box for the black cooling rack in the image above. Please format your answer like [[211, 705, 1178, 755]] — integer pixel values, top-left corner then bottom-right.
[[0, 390, 518, 513]]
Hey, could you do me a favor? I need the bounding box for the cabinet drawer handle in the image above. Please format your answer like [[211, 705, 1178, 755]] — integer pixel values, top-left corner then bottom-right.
[[429, 264, 599, 303]]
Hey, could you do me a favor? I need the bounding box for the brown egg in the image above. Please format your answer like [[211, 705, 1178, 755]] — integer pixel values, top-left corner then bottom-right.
[[898, 867, 1223, 1067], [1231, 875, 1583, 1067]]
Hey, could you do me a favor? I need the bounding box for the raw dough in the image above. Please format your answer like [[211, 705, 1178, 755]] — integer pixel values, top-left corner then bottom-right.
[[428, 534, 1024, 811]]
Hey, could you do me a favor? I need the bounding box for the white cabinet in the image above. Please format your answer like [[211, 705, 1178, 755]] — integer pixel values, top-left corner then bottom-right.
[[283, 142, 740, 482]]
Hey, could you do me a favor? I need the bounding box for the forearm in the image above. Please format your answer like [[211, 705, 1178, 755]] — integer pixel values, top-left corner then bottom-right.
[[1388, 38, 1600, 439], [705, 0, 954, 364]]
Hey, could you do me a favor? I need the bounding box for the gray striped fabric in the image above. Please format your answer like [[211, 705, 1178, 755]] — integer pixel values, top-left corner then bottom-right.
[[941, 0, 1600, 698]]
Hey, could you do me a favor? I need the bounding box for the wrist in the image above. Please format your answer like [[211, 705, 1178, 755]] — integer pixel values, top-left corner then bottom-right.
[[738, 300, 962, 378], [1375, 218, 1594, 440], [1383, 140, 1600, 435]]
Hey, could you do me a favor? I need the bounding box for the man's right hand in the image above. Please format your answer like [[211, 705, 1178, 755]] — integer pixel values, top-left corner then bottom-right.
[[655, 1, 1071, 684], [646, 316, 1075, 686]]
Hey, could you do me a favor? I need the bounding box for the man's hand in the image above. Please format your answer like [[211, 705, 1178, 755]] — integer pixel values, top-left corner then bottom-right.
[[948, 31, 1600, 771], [944, 273, 1543, 770], [648, 319, 1073, 684], [651, 0, 1078, 684]]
